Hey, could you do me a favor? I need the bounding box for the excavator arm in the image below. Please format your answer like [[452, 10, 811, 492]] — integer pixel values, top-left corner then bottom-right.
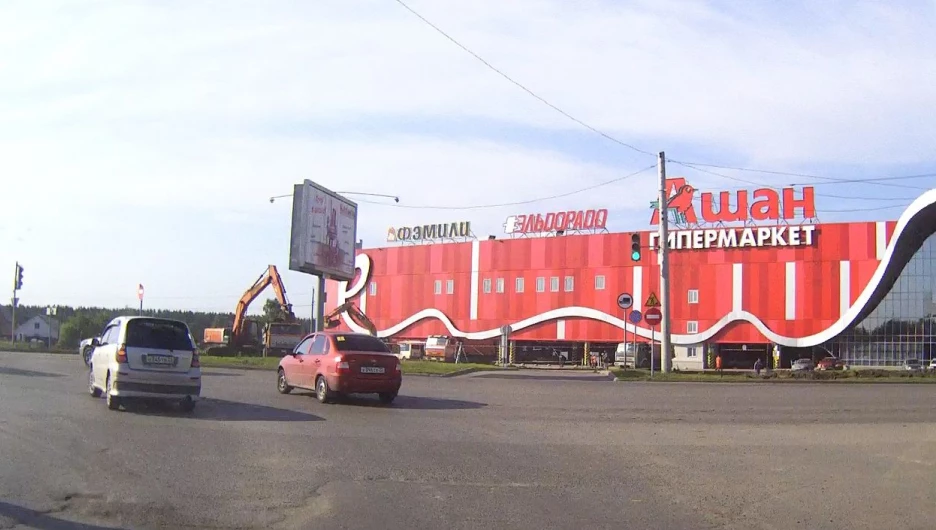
[[324, 301, 377, 336], [231, 265, 296, 340]]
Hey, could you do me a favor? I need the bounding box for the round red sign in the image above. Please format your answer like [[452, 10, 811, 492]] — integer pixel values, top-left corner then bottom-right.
[[644, 307, 662, 326]]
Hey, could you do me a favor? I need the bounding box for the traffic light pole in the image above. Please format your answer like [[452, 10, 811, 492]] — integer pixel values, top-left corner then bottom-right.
[[658, 152, 672, 373]]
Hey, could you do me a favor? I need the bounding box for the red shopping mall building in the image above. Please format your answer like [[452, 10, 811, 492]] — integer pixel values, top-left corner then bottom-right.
[[325, 181, 936, 369]]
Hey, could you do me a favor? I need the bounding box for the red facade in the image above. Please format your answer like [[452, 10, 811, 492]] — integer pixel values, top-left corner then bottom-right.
[[325, 220, 899, 347]]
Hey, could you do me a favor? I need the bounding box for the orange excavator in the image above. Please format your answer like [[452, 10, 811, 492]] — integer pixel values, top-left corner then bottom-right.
[[324, 300, 377, 336], [203, 265, 305, 356]]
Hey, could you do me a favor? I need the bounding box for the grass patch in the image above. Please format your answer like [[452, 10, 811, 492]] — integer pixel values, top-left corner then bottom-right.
[[200, 356, 281, 370], [609, 367, 936, 383], [199, 356, 498, 376], [0, 341, 73, 354], [400, 360, 499, 376]]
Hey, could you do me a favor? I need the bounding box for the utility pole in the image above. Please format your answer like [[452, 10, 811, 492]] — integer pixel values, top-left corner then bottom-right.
[[658, 152, 672, 373]]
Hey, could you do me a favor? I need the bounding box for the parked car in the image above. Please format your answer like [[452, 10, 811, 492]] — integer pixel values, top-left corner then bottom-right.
[[79, 337, 95, 366], [277, 331, 402, 404], [791, 358, 815, 372], [903, 359, 924, 372], [87, 316, 201, 412], [817, 357, 845, 371], [929, 359, 936, 373]]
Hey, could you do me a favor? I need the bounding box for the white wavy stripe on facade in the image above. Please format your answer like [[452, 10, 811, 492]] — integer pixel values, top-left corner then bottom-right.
[[340, 189, 936, 347]]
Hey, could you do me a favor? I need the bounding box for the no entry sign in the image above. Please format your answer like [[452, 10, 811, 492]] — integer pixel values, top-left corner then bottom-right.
[[644, 307, 662, 326]]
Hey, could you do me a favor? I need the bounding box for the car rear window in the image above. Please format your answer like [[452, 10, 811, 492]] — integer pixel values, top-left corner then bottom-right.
[[125, 319, 194, 351], [333, 334, 390, 353]]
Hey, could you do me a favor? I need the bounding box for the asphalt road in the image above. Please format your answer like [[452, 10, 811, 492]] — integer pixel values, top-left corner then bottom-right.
[[1, 352, 935, 530]]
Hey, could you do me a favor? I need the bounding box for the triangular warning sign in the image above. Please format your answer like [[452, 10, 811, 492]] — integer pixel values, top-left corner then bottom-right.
[[645, 292, 660, 307]]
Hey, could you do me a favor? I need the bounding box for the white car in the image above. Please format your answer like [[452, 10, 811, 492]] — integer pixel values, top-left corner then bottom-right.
[[87, 316, 201, 412]]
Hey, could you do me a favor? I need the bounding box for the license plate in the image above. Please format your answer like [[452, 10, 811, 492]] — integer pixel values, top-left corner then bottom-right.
[[360, 366, 385, 374], [144, 354, 176, 366]]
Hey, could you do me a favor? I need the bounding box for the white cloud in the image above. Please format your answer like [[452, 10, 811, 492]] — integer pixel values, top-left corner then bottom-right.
[[0, 0, 933, 309]]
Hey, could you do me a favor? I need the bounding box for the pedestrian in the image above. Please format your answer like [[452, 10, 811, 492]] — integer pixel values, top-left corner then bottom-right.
[[715, 353, 723, 375], [754, 357, 763, 376]]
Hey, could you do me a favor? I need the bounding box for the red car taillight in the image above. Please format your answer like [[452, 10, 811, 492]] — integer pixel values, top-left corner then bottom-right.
[[116, 344, 128, 364], [395, 362, 401, 373], [335, 356, 350, 373], [191, 350, 200, 368]]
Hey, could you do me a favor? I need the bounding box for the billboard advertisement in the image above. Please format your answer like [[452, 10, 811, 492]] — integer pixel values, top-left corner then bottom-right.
[[289, 180, 358, 281]]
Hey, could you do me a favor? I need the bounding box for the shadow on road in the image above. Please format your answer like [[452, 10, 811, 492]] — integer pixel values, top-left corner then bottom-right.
[[126, 398, 325, 422], [325, 394, 487, 410], [0, 366, 65, 378], [0, 501, 126, 530], [473, 373, 609, 382]]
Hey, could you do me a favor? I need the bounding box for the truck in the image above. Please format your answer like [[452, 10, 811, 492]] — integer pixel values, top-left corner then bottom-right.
[[202, 265, 305, 357], [614, 342, 674, 369], [424, 335, 458, 362]]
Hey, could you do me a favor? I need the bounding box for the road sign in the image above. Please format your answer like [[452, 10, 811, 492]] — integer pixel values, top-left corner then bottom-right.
[[644, 307, 662, 326], [138, 284, 145, 301], [617, 292, 633, 310], [645, 292, 660, 308], [628, 310, 642, 324]]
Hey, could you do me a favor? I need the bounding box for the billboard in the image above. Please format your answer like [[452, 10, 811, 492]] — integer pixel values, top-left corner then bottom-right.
[[289, 180, 359, 281]]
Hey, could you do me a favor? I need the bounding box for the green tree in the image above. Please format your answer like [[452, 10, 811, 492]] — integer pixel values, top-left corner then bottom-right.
[[261, 298, 287, 324]]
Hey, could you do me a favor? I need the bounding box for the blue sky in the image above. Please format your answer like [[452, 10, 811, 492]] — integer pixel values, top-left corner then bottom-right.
[[1, 0, 934, 313]]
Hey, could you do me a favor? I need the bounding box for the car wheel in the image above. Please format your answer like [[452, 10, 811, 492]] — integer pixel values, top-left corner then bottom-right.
[[88, 367, 102, 397], [82, 346, 94, 367], [277, 369, 293, 394], [315, 376, 333, 404], [179, 396, 196, 413], [105, 374, 121, 411], [378, 392, 397, 405]]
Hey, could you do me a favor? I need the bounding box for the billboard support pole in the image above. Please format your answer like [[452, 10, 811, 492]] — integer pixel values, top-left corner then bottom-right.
[[315, 276, 326, 333], [658, 151, 672, 374]]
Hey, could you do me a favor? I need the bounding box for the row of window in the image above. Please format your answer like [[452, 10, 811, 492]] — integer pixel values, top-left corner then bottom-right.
[[369, 278, 702, 333], [370, 276, 703, 302]]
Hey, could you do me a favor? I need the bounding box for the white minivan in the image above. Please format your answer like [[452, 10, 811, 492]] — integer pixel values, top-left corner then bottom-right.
[[88, 316, 201, 412]]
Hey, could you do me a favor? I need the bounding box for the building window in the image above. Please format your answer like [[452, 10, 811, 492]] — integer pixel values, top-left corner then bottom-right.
[[688, 289, 699, 304], [515, 278, 524, 293], [687, 321, 698, 334], [564, 276, 574, 292], [368, 281, 377, 296], [687, 346, 698, 358], [483, 278, 492, 293], [495, 278, 505, 293], [595, 275, 606, 290], [34, 322, 40, 330], [550, 277, 560, 292], [446, 279, 454, 295], [536, 277, 546, 292], [434, 280, 442, 295]]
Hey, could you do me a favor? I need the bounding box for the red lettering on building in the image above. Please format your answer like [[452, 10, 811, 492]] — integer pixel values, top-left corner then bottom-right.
[[504, 209, 609, 234], [650, 178, 816, 225]]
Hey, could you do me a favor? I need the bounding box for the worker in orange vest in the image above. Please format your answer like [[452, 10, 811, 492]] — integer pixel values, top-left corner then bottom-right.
[[715, 353, 723, 374]]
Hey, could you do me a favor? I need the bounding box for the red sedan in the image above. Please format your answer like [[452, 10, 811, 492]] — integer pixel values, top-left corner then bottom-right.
[[277, 331, 402, 404]]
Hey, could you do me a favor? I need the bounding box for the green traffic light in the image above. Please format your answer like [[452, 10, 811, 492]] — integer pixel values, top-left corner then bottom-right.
[[631, 251, 640, 260]]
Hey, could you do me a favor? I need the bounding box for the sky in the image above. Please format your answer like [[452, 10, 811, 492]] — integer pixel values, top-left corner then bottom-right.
[[1, 0, 935, 315]]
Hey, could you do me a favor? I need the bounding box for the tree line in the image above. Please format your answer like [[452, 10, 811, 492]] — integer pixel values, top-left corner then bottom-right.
[[2, 300, 312, 349]]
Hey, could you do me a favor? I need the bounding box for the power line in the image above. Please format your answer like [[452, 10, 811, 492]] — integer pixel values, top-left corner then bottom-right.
[[392, 0, 656, 158], [669, 159, 936, 191], [671, 161, 928, 201], [392, 1, 936, 190], [349, 164, 656, 210]]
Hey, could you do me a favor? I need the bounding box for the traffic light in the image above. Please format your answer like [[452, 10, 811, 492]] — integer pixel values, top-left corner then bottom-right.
[[630, 233, 641, 261], [13, 262, 23, 290]]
